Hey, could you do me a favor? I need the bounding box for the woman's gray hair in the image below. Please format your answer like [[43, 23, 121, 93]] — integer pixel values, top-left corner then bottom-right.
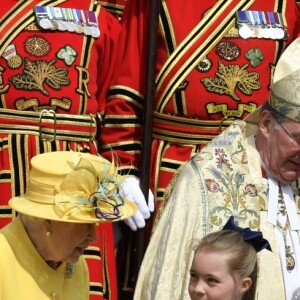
[[19, 213, 45, 229]]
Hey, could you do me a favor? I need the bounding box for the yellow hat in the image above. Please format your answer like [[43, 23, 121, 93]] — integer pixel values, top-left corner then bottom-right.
[[246, 37, 300, 124], [9, 151, 137, 223]]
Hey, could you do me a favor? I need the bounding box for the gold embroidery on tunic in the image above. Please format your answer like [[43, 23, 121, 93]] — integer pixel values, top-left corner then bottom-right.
[[9, 58, 70, 95], [201, 62, 261, 101], [0, 66, 9, 95], [206, 102, 258, 118]]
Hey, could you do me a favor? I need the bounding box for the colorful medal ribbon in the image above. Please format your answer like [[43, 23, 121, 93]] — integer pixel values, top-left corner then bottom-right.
[[236, 10, 288, 40], [34, 5, 100, 37], [0, 0, 67, 57]]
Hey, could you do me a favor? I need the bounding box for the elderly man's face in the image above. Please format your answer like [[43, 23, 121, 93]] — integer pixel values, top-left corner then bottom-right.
[[258, 111, 300, 184]]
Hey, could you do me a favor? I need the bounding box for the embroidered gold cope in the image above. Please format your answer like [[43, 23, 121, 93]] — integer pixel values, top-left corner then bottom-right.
[[134, 120, 300, 300]]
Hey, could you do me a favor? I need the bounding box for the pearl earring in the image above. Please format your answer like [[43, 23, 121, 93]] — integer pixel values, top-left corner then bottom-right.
[[46, 231, 51, 237]]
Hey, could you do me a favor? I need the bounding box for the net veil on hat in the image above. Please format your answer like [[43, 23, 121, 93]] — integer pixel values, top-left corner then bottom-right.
[[246, 36, 300, 124], [9, 151, 137, 223]]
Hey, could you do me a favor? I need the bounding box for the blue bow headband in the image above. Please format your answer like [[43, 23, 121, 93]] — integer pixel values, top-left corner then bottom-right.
[[223, 216, 272, 253]]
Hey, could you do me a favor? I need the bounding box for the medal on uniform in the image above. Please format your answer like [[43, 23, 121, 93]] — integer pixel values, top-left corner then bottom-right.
[[257, 11, 270, 39], [79, 10, 92, 36], [239, 24, 253, 39], [35, 6, 52, 29], [2, 44, 23, 69], [44, 6, 58, 30], [278, 13, 289, 40], [266, 12, 278, 40], [267, 12, 281, 40], [72, 8, 84, 34], [52, 7, 67, 31], [252, 11, 264, 39], [247, 11, 258, 38], [87, 10, 100, 38], [64, 8, 77, 32], [273, 12, 285, 40], [236, 11, 253, 39], [34, 5, 99, 38]]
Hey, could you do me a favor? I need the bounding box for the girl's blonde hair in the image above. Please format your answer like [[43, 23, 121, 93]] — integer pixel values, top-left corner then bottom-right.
[[195, 230, 257, 300]]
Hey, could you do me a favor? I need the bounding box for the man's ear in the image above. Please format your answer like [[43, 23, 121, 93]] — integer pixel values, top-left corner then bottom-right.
[[259, 110, 275, 134], [240, 277, 252, 294]]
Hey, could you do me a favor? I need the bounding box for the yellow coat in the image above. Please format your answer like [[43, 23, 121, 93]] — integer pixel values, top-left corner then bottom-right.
[[0, 217, 89, 300]]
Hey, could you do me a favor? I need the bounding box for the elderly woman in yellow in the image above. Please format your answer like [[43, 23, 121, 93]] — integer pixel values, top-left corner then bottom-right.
[[0, 151, 137, 300]]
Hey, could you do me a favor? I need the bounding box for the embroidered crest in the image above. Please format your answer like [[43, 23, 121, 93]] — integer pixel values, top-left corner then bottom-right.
[[201, 62, 261, 101], [24, 36, 51, 57], [9, 58, 70, 96], [245, 48, 264, 68], [57, 45, 77, 66], [196, 56, 212, 72], [216, 41, 240, 61]]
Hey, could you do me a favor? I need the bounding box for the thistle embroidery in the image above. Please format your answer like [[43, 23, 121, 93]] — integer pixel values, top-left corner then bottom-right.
[[9, 58, 70, 96], [201, 62, 261, 101]]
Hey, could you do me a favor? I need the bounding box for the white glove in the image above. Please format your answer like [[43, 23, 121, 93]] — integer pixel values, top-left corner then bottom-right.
[[121, 176, 154, 231]]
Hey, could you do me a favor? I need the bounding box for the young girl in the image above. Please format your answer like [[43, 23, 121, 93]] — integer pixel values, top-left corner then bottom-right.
[[188, 216, 271, 300]]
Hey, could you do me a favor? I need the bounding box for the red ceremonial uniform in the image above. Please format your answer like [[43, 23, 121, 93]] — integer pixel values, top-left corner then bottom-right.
[[0, 1, 120, 299], [101, 0, 300, 209], [99, 0, 127, 19], [100, 1, 300, 294]]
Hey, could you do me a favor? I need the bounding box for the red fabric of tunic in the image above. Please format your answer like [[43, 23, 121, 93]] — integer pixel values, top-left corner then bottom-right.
[[101, 0, 300, 210], [0, 1, 121, 299]]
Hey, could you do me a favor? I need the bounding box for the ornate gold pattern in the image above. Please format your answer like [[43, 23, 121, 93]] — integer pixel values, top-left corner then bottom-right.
[[0, 66, 9, 94], [277, 185, 295, 271], [25, 36, 51, 57], [224, 25, 239, 38], [7, 55, 23, 69], [25, 22, 40, 31], [196, 56, 212, 72], [156, 0, 255, 112], [192, 123, 263, 230], [206, 102, 257, 118], [201, 62, 261, 101], [9, 58, 70, 96], [216, 41, 240, 61], [0, 108, 98, 142]]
